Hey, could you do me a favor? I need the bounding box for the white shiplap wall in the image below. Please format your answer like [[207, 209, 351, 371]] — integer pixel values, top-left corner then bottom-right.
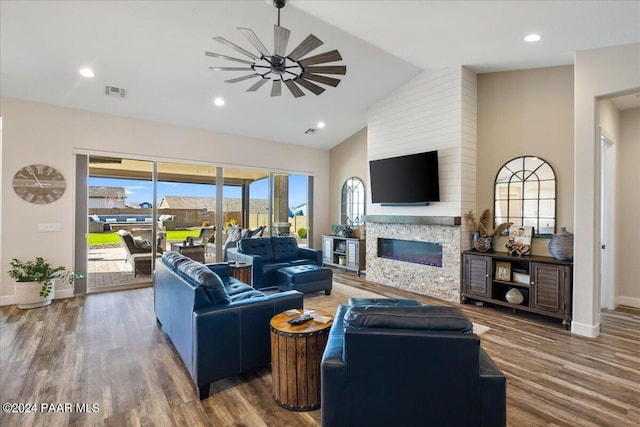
[[367, 67, 477, 221]]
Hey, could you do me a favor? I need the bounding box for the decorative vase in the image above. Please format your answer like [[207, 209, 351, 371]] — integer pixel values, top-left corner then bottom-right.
[[15, 280, 55, 309], [474, 236, 493, 253], [505, 288, 524, 305], [548, 227, 574, 261]]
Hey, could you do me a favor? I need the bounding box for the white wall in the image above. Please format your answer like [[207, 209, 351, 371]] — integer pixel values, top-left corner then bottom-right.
[[367, 67, 477, 223], [573, 43, 640, 337], [0, 97, 330, 303], [616, 107, 640, 307]]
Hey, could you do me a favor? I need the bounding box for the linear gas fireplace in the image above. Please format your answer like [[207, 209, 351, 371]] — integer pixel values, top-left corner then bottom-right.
[[377, 238, 443, 267]]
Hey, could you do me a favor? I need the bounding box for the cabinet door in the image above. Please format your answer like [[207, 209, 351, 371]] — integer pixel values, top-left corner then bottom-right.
[[464, 254, 491, 297], [530, 263, 567, 314], [322, 236, 333, 263], [345, 240, 359, 269]]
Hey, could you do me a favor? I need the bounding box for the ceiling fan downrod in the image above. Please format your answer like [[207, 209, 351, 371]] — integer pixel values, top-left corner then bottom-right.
[[274, 0, 286, 26]]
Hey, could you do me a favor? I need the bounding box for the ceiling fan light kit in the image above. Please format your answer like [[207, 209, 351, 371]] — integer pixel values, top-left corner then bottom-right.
[[205, 0, 346, 98]]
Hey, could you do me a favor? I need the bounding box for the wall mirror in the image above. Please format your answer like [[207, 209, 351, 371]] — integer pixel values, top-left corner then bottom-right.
[[494, 156, 556, 237], [341, 177, 365, 226]]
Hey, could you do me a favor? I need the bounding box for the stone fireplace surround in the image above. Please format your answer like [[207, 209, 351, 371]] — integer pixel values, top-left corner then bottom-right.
[[363, 215, 462, 303]]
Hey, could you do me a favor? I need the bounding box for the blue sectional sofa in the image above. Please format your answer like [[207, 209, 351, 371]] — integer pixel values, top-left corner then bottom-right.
[[226, 236, 322, 289], [154, 251, 304, 399]]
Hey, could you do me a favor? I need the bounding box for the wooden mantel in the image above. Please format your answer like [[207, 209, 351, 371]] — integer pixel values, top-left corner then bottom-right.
[[362, 215, 462, 226]]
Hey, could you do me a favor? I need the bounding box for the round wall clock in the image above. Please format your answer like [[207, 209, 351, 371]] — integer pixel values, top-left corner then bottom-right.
[[12, 164, 66, 204]]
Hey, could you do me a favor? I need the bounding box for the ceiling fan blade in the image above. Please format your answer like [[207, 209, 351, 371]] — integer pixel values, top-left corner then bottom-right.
[[225, 74, 259, 83], [247, 78, 269, 92], [213, 36, 259, 60], [302, 73, 341, 87], [204, 51, 254, 65], [238, 27, 271, 57], [295, 77, 325, 95], [298, 50, 343, 67], [287, 34, 323, 61], [284, 80, 305, 98], [303, 65, 347, 75], [209, 67, 254, 71], [271, 80, 282, 97], [274, 25, 290, 58]]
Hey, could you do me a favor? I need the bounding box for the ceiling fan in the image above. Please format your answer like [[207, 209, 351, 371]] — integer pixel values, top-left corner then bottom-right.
[[205, 0, 346, 98]]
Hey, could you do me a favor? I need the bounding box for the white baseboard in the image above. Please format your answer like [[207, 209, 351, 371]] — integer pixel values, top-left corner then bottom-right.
[[0, 295, 15, 306], [0, 290, 74, 306], [615, 296, 640, 309], [56, 289, 74, 299], [571, 321, 601, 338]]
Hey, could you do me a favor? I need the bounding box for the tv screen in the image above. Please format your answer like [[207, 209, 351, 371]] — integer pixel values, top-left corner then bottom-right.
[[369, 151, 440, 204]]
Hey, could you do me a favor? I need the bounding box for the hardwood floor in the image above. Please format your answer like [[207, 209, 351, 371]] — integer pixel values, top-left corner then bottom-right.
[[1, 270, 638, 426]]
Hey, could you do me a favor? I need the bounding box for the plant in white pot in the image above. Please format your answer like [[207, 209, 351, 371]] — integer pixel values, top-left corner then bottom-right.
[[9, 257, 84, 309]]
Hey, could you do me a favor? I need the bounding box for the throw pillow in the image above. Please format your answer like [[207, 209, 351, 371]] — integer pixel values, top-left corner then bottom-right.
[[132, 238, 151, 249], [225, 226, 242, 245]]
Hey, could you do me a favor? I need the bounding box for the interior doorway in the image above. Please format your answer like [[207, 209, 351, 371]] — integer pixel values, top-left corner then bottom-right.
[[600, 133, 616, 310]]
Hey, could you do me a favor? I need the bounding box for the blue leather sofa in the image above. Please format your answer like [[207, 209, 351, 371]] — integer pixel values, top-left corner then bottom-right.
[[154, 251, 304, 399], [321, 303, 506, 427], [226, 236, 322, 289]]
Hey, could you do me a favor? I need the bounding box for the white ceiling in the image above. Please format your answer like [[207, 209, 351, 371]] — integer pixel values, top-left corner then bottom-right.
[[1, 1, 639, 150]]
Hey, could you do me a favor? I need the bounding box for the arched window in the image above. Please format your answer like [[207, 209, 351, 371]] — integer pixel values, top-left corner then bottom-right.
[[494, 156, 556, 237], [341, 177, 365, 226]]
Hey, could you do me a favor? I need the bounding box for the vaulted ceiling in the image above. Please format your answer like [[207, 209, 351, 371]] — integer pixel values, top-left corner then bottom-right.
[[1, 1, 638, 149]]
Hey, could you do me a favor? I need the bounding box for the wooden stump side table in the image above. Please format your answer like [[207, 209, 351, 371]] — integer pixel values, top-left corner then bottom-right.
[[228, 261, 252, 286], [270, 308, 333, 411]]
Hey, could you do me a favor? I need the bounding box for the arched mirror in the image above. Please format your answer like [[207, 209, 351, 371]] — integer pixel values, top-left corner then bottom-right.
[[341, 177, 365, 226], [494, 156, 556, 237]]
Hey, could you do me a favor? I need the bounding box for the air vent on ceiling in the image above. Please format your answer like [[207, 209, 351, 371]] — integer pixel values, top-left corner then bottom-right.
[[105, 85, 126, 98], [304, 128, 318, 135]]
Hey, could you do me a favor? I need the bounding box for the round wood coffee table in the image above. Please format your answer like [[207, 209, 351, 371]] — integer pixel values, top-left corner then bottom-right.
[[270, 308, 333, 411]]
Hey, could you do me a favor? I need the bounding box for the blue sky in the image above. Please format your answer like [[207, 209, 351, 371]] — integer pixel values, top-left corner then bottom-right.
[[89, 175, 308, 208]]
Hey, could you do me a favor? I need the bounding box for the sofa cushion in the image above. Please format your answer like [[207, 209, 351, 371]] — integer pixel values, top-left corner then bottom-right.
[[229, 289, 267, 302], [162, 251, 191, 269], [344, 305, 473, 333], [225, 279, 259, 296], [176, 261, 231, 305], [270, 236, 299, 261], [238, 237, 274, 261]]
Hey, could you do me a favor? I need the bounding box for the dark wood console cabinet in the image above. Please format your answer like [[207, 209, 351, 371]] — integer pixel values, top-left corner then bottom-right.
[[461, 251, 573, 328]]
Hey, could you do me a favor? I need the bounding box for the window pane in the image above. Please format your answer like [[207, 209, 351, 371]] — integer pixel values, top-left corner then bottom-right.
[[537, 163, 555, 180], [539, 199, 555, 218], [523, 199, 538, 218], [523, 181, 539, 199], [525, 156, 544, 172]]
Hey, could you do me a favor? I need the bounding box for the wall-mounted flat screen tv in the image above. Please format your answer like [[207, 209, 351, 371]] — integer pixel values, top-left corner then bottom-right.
[[369, 150, 440, 205]]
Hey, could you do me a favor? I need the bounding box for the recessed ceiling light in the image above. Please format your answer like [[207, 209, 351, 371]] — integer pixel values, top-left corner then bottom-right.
[[524, 34, 542, 43], [79, 67, 95, 78], [317, 121, 326, 129], [214, 97, 225, 106]]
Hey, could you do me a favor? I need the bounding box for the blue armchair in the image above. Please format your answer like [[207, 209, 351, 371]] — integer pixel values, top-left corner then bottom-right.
[[321, 304, 506, 427]]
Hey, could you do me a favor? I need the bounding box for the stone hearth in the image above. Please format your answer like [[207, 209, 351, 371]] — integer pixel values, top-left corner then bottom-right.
[[365, 219, 461, 303]]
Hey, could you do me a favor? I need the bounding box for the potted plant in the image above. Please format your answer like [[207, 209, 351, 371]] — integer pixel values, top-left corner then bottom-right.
[[464, 209, 512, 252], [9, 257, 84, 309], [337, 254, 347, 266]]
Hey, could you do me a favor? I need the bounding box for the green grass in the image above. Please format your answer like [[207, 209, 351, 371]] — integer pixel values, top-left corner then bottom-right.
[[88, 229, 200, 245]]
